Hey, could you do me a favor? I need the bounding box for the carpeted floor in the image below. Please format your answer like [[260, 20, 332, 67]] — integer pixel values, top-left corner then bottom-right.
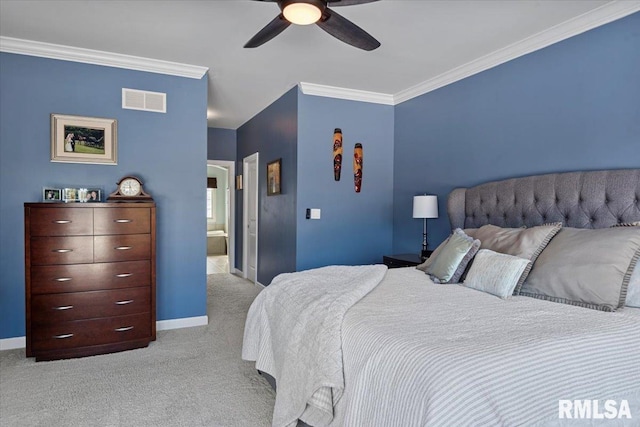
[[0, 274, 275, 427]]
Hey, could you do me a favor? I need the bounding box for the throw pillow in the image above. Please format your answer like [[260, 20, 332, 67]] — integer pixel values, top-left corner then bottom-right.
[[520, 227, 640, 312], [465, 223, 562, 294], [463, 249, 531, 299], [424, 229, 480, 283]]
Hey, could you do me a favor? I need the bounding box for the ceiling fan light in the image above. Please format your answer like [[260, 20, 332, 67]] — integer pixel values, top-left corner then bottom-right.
[[283, 2, 322, 25]]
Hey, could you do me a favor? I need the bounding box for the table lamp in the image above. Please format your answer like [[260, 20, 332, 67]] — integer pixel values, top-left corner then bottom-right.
[[413, 195, 438, 260]]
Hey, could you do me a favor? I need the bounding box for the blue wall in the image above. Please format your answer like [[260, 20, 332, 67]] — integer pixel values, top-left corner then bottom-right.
[[236, 87, 298, 285], [207, 127, 236, 161], [235, 88, 394, 284], [297, 91, 395, 270], [0, 53, 208, 339], [393, 12, 640, 253]]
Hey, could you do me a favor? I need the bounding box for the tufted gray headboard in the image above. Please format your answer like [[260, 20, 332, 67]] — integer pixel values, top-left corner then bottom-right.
[[448, 169, 640, 230]]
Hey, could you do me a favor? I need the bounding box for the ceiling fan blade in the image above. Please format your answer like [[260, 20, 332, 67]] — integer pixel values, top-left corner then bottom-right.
[[316, 8, 380, 51], [326, 0, 379, 6], [244, 14, 291, 48]]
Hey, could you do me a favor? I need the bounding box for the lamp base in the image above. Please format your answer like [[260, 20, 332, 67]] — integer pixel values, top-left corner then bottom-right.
[[421, 249, 433, 261]]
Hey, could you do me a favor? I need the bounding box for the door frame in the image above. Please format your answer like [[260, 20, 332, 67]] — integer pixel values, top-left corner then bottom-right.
[[243, 153, 259, 283], [207, 160, 235, 273]]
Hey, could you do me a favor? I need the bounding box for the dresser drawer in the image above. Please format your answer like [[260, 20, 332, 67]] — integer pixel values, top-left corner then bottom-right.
[[94, 207, 150, 235], [31, 261, 151, 294], [30, 236, 93, 265], [31, 313, 151, 351], [94, 234, 150, 262], [31, 287, 150, 324], [29, 207, 93, 236]]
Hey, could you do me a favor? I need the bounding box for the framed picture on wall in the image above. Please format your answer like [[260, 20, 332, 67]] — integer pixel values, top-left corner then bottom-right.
[[50, 114, 117, 165], [267, 158, 281, 196]]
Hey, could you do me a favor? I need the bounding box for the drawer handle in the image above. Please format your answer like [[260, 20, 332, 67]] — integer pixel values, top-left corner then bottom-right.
[[115, 246, 132, 250], [53, 220, 72, 224], [52, 249, 73, 253], [54, 277, 72, 282], [116, 273, 133, 278], [54, 305, 74, 311], [114, 326, 134, 332], [114, 219, 133, 223], [115, 300, 134, 305], [53, 333, 74, 339]]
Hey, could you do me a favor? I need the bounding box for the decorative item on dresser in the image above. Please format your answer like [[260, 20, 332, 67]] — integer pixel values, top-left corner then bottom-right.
[[107, 176, 153, 201], [24, 202, 156, 361], [413, 194, 438, 260]]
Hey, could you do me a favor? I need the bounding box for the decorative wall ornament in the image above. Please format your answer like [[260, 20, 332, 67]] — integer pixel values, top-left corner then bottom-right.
[[353, 143, 363, 193], [333, 128, 343, 181]]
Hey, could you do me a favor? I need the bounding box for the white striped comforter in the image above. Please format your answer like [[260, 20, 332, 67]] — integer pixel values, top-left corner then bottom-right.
[[242, 265, 388, 427], [332, 267, 640, 426]]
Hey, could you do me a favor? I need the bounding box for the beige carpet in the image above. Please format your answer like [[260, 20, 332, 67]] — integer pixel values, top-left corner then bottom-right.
[[0, 274, 275, 427]]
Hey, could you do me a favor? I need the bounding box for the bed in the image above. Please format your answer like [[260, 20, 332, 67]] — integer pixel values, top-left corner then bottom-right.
[[243, 169, 640, 427]]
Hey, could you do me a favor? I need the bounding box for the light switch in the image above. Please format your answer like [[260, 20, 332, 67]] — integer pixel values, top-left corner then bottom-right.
[[310, 208, 321, 220]]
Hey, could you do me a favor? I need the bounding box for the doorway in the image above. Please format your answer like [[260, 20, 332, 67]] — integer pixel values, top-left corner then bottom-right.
[[206, 160, 235, 274], [243, 153, 259, 284]]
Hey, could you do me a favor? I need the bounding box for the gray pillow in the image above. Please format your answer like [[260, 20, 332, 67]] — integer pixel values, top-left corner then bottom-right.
[[463, 249, 531, 299], [465, 223, 562, 294], [611, 221, 640, 228], [520, 227, 640, 312], [422, 229, 480, 284]]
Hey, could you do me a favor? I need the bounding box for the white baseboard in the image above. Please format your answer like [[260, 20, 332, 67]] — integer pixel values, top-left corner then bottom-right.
[[156, 315, 208, 331], [0, 316, 209, 351], [0, 336, 26, 351]]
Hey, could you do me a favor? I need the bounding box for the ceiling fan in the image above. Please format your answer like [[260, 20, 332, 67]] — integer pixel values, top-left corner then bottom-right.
[[244, 0, 380, 51]]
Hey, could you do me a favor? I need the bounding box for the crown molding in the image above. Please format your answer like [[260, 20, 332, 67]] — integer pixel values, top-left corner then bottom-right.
[[394, 1, 640, 105], [299, 2, 639, 107], [0, 37, 208, 79], [300, 82, 394, 105]]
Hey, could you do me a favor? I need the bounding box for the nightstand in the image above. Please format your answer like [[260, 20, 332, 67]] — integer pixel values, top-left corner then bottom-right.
[[383, 253, 425, 268]]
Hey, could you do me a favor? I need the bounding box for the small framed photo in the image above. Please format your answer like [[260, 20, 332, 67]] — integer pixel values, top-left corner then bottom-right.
[[267, 158, 281, 196], [78, 188, 102, 203], [62, 188, 78, 203], [51, 114, 117, 165], [43, 188, 62, 202]]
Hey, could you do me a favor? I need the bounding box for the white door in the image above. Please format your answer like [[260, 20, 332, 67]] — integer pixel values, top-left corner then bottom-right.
[[243, 153, 259, 284]]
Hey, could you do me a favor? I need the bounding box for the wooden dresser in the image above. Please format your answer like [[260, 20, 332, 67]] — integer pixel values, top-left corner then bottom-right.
[[24, 202, 156, 361]]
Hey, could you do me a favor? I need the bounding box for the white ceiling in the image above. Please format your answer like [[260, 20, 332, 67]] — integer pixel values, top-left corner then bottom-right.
[[0, 1, 636, 129]]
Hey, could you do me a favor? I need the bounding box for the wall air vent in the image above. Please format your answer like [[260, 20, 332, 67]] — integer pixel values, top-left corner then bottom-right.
[[122, 88, 166, 113]]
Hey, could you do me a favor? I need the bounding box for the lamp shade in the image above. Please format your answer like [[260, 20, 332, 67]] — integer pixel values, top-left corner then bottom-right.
[[413, 195, 438, 219]]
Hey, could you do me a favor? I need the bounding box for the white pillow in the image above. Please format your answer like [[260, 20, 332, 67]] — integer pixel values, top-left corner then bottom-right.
[[626, 263, 640, 308], [463, 249, 531, 299]]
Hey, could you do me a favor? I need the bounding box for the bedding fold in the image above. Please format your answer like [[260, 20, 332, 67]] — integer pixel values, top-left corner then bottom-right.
[[242, 264, 387, 427]]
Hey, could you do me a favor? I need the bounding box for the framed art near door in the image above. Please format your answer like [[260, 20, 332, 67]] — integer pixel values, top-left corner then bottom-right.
[[267, 158, 281, 196]]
